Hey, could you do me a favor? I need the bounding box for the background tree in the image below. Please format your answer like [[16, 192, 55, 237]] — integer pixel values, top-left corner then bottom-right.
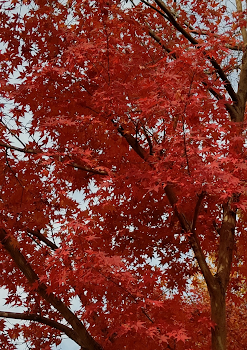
[[0, 0, 247, 349]]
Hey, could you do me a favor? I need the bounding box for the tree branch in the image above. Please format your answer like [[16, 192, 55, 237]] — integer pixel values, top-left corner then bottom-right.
[[231, 49, 247, 122], [154, 0, 197, 44], [148, 27, 227, 102], [0, 311, 79, 344], [140, 123, 154, 155], [67, 162, 108, 175], [148, 28, 177, 58], [164, 184, 217, 292], [145, 6, 242, 122], [0, 142, 108, 176], [141, 0, 169, 20], [27, 229, 58, 251], [0, 141, 38, 154], [153, 0, 238, 104], [112, 119, 215, 293], [113, 121, 149, 160], [216, 202, 236, 292], [236, 0, 247, 44], [192, 191, 206, 233], [0, 228, 103, 350]]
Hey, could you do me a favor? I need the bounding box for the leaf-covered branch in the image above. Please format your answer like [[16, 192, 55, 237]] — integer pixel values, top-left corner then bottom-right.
[[0, 142, 108, 176], [0, 311, 79, 344], [148, 0, 247, 121], [0, 228, 103, 350], [164, 185, 216, 292]]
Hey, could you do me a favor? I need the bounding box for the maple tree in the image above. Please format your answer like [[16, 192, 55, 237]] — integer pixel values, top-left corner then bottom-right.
[[1, 0, 247, 349]]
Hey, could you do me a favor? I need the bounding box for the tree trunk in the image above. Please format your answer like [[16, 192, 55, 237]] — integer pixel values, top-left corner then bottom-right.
[[210, 288, 226, 350], [208, 201, 236, 350]]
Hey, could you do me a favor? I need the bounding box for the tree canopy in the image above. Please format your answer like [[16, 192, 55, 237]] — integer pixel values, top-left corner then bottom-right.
[[0, 0, 247, 349]]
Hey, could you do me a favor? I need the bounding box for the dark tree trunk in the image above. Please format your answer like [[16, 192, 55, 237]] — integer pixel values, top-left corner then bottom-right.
[[210, 287, 226, 350]]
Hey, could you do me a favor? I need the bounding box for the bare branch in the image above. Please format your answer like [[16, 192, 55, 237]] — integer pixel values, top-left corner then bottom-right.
[[140, 124, 154, 155], [67, 162, 108, 175], [201, 81, 224, 101], [154, 0, 197, 44], [0, 119, 26, 148]]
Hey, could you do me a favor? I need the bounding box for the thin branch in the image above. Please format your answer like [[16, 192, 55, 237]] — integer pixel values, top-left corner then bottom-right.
[[191, 191, 206, 233], [188, 29, 242, 51], [0, 141, 39, 154], [94, 268, 154, 323], [181, 115, 190, 175], [67, 162, 108, 175], [148, 28, 177, 58], [153, 0, 238, 104], [0, 142, 109, 176], [0, 311, 79, 344], [112, 119, 215, 293], [5, 149, 24, 188], [26, 229, 103, 326], [208, 56, 238, 103], [181, 73, 196, 176], [27, 229, 58, 251], [0, 119, 26, 147], [26, 231, 43, 249], [149, 26, 227, 103], [28, 225, 155, 326], [112, 120, 149, 160], [154, 0, 197, 44], [144, 3, 241, 121], [143, 0, 242, 51], [201, 81, 224, 101], [104, 25, 111, 84], [141, 0, 169, 21]]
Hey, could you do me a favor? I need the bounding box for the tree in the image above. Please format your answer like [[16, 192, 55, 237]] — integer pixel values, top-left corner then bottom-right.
[[0, 0, 247, 349]]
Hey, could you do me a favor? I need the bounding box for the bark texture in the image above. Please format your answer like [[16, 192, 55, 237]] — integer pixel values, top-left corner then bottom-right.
[[210, 290, 226, 350]]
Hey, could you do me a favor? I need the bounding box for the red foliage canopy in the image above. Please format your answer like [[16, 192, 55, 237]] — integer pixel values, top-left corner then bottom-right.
[[0, 0, 247, 349]]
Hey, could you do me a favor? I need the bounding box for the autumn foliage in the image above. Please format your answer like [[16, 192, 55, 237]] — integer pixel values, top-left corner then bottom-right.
[[0, 0, 247, 349]]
